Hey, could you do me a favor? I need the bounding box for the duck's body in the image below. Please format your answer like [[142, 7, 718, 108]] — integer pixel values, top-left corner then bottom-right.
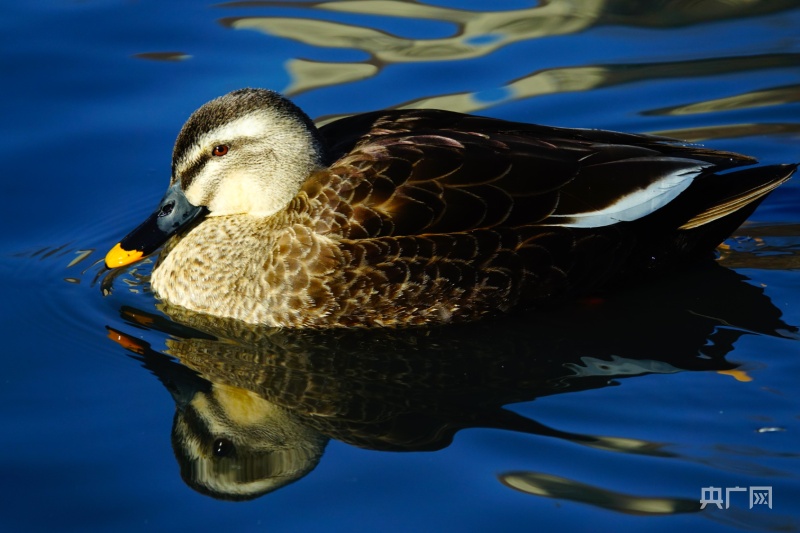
[[106, 89, 796, 328]]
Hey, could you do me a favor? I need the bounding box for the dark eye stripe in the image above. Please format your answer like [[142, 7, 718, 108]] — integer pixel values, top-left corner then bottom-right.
[[180, 152, 211, 190]]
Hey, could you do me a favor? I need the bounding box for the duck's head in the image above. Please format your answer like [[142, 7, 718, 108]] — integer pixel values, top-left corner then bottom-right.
[[105, 88, 325, 269]]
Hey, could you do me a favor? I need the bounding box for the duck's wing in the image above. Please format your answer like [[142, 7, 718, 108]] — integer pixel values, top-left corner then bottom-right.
[[316, 109, 763, 239], [307, 111, 794, 322]]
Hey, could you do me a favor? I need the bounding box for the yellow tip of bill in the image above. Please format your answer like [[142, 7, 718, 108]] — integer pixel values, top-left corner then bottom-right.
[[105, 242, 144, 269]]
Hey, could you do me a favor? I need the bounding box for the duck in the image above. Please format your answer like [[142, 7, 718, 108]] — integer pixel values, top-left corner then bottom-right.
[[105, 88, 796, 328]]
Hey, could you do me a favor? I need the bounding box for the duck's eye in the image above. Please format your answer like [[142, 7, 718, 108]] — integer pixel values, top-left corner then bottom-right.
[[212, 437, 235, 458], [212, 144, 229, 157]]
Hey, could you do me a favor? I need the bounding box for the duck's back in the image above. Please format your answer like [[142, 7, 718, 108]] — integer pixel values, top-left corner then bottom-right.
[[297, 109, 795, 326]]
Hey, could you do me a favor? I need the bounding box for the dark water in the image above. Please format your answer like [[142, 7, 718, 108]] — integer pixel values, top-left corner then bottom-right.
[[3, 1, 800, 531]]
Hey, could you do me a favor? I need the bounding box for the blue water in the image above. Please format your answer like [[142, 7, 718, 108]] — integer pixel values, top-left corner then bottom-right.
[[2, 1, 800, 531]]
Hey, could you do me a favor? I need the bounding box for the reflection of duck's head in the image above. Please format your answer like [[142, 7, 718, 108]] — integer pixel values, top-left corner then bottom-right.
[[172, 382, 327, 501]]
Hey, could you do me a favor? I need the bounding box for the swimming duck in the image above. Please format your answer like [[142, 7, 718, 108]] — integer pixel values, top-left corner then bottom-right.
[[105, 88, 796, 328]]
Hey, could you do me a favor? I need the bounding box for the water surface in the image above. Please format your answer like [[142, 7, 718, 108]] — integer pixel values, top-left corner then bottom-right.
[[2, 1, 800, 531]]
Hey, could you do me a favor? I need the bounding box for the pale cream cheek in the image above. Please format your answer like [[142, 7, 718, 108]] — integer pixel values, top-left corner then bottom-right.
[[206, 172, 264, 215], [184, 169, 265, 216]]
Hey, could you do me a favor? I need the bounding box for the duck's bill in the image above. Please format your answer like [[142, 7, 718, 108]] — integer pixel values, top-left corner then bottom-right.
[[105, 183, 206, 269]]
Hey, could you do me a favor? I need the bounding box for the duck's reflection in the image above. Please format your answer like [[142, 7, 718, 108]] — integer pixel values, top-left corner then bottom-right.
[[109, 328, 328, 501], [172, 379, 327, 500], [109, 262, 795, 502]]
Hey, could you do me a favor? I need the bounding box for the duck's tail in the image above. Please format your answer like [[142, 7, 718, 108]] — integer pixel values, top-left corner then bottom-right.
[[671, 163, 796, 259], [616, 163, 796, 278], [679, 163, 797, 230]]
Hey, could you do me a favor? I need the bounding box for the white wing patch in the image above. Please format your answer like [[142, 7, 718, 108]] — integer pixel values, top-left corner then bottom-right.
[[547, 162, 710, 228]]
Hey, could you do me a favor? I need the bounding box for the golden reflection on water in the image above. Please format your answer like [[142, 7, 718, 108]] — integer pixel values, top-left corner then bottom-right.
[[500, 471, 700, 515], [391, 55, 800, 117], [646, 84, 800, 117], [216, 0, 799, 108], [222, 0, 597, 77], [719, 223, 800, 270]]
